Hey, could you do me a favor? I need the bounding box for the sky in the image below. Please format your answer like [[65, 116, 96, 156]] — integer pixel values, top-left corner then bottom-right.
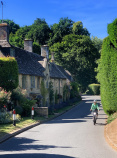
[[0, 0, 117, 39]]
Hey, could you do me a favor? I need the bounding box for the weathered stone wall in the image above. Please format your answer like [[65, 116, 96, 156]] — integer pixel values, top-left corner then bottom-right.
[[34, 107, 48, 117], [18, 74, 42, 95]]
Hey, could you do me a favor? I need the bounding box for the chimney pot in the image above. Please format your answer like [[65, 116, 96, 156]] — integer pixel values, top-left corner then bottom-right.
[[0, 23, 9, 42], [51, 52, 55, 63], [24, 39, 33, 52], [41, 45, 49, 59]]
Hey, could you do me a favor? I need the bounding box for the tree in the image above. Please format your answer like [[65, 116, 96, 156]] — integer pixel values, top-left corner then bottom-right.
[[97, 18, 117, 115], [9, 18, 50, 49], [0, 19, 20, 34], [9, 26, 31, 48], [72, 21, 90, 36], [48, 17, 74, 45], [91, 36, 103, 53], [26, 18, 51, 45], [0, 57, 18, 91], [33, 42, 41, 55], [51, 34, 99, 91]]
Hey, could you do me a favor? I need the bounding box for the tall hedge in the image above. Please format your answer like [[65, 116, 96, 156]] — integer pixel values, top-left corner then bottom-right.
[[0, 57, 18, 91], [97, 18, 117, 115], [87, 84, 100, 95]]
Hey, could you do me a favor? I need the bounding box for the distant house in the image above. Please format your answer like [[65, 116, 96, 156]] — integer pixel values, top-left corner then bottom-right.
[[0, 23, 73, 106]]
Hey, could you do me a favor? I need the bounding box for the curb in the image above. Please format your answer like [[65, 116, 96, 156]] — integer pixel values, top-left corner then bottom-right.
[[0, 102, 80, 144]]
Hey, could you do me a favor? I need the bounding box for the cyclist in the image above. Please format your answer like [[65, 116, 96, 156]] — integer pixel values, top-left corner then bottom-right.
[[90, 100, 99, 117]]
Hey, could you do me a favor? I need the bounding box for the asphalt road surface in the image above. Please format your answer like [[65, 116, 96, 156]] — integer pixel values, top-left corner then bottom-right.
[[0, 95, 117, 158]]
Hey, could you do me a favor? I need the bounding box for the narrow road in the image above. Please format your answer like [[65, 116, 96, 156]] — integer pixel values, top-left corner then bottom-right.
[[0, 95, 117, 158]]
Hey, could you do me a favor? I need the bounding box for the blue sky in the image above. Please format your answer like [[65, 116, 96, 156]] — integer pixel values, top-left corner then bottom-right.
[[0, 0, 117, 39]]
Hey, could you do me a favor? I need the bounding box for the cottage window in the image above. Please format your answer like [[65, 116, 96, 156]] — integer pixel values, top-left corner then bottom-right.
[[22, 75, 27, 89], [37, 77, 40, 89], [30, 76, 35, 88]]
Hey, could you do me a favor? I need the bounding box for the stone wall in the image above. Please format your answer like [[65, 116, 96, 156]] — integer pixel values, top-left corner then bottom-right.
[[19, 74, 42, 95], [34, 107, 48, 118]]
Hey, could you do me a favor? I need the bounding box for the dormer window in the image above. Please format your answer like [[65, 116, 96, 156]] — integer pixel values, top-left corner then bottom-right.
[[10, 48, 15, 57]]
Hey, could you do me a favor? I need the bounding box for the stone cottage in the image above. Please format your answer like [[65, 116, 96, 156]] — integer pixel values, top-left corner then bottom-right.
[[0, 23, 73, 107]]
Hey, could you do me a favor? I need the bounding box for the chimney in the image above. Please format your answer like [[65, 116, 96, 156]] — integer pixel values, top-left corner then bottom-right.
[[51, 52, 55, 63], [24, 39, 33, 52], [41, 45, 49, 59], [0, 23, 9, 42]]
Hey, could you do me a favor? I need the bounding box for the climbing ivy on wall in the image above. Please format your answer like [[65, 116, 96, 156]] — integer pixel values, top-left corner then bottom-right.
[[63, 84, 69, 101], [40, 80, 48, 106], [48, 81, 54, 104]]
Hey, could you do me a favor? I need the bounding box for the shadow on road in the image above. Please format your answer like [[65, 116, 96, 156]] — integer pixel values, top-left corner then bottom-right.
[[96, 123, 107, 126], [0, 137, 71, 152], [44, 96, 102, 125], [0, 153, 76, 158]]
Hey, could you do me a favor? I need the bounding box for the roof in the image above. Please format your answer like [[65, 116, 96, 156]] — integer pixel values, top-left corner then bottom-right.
[[0, 41, 11, 47], [13, 46, 45, 77], [0, 45, 45, 77], [57, 65, 73, 81], [49, 63, 66, 79], [49, 62, 73, 80], [0, 41, 72, 80]]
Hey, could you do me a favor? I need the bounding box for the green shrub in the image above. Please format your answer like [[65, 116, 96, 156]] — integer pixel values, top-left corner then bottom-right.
[[107, 18, 117, 48], [107, 112, 117, 124], [0, 111, 12, 124], [0, 57, 18, 91], [0, 111, 21, 124], [70, 82, 80, 99], [87, 84, 100, 95], [20, 98, 36, 116], [97, 18, 117, 115], [15, 106, 23, 115], [11, 87, 35, 116], [63, 84, 70, 101], [0, 87, 11, 110]]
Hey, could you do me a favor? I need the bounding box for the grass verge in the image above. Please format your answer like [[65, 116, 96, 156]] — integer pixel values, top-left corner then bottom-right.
[[0, 116, 45, 139], [0, 100, 80, 139], [107, 112, 117, 124]]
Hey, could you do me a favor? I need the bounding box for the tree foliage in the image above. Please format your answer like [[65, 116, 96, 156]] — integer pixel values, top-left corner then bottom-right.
[[26, 18, 51, 45], [97, 18, 117, 115], [51, 34, 99, 91], [0, 57, 18, 91], [91, 36, 103, 53], [9, 26, 31, 48], [9, 18, 50, 50], [72, 21, 90, 36], [48, 17, 74, 46]]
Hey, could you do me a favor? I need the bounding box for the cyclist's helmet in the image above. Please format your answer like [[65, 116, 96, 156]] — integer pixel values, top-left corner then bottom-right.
[[94, 100, 97, 103]]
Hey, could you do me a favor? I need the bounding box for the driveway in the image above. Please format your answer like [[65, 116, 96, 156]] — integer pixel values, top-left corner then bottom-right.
[[0, 95, 117, 158]]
